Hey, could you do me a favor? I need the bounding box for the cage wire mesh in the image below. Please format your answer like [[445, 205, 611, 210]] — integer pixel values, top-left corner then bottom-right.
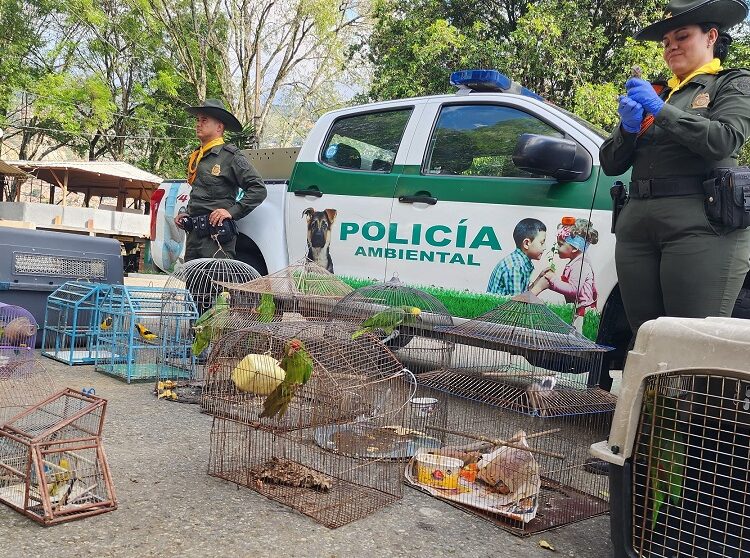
[[327, 276, 454, 372], [0, 302, 38, 374], [205, 322, 416, 528], [95, 285, 194, 383], [418, 292, 616, 417], [41, 281, 110, 365], [0, 360, 58, 425], [0, 388, 116, 525], [155, 258, 260, 400], [201, 321, 414, 432], [217, 258, 354, 327], [406, 293, 614, 535], [628, 372, 750, 558]]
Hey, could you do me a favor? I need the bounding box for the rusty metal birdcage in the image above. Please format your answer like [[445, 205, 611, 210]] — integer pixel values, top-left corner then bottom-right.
[[0, 302, 38, 374], [0, 388, 117, 525], [592, 317, 750, 558], [155, 258, 260, 401], [204, 321, 415, 527], [219, 258, 354, 325], [406, 292, 615, 535], [327, 276, 454, 372], [1, 360, 58, 425]]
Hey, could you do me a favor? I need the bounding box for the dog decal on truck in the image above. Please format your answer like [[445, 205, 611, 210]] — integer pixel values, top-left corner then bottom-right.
[[303, 208, 337, 273]]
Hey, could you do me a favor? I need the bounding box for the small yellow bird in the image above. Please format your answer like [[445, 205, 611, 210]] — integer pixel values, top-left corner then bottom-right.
[[100, 316, 113, 330], [135, 322, 158, 343], [49, 458, 72, 497]]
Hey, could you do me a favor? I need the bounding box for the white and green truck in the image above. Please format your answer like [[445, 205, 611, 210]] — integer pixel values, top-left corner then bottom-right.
[[150, 70, 750, 387]]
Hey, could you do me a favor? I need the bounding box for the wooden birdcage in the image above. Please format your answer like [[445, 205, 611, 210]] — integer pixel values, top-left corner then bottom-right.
[[408, 292, 615, 535], [41, 281, 110, 365], [219, 258, 354, 325], [327, 276, 454, 372], [204, 321, 415, 527], [0, 388, 116, 525], [155, 258, 260, 400], [0, 302, 38, 374]]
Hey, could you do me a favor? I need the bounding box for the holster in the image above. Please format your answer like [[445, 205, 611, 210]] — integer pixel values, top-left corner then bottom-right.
[[190, 214, 238, 243], [610, 180, 627, 233], [703, 167, 750, 232]]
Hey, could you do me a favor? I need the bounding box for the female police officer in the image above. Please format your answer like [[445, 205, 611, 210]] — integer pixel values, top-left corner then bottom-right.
[[600, 0, 750, 334]]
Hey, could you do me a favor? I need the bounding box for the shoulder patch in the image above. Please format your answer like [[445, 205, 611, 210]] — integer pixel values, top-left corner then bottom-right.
[[223, 144, 239, 154], [234, 153, 251, 171], [731, 77, 750, 95]]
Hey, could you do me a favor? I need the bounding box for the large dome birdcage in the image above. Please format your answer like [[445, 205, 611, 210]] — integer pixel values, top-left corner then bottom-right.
[[218, 258, 354, 327], [155, 258, 260, 400], [201, 321, 414, 432], [419, 292, 616, 417], [327, 276, 454, 371]]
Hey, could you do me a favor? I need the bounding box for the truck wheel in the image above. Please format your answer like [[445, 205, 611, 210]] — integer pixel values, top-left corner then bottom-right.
[[732, 287, 750, 319], [235, 234, 268, 275]]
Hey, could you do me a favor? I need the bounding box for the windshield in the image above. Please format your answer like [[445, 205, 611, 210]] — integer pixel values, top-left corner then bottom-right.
[[550, 104, 609, 140]]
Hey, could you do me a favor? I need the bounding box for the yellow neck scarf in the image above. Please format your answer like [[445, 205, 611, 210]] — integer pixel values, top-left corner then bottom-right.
[[187, 137, 224, 184], [665, 58, 722, 101]]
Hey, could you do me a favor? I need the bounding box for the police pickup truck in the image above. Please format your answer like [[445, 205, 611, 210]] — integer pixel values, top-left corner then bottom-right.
[[150, 69, 750, 386]]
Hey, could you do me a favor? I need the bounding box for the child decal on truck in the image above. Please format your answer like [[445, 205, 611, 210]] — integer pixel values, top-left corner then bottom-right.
[[535, 218, 599, 332], [486, 218, 547, 296]]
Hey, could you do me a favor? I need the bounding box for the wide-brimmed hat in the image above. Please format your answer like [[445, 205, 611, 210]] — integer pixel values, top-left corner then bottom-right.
[[635, 0, 748, 41], [186, 99, 243, 132]]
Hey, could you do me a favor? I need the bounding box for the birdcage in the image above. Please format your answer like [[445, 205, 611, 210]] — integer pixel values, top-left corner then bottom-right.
[[0, 388, 117, 525], [0, 360, 58, 425], [94, 285, 196, 383], [591, 317, 750, 558], [41, 282, 110, 365], [204, 322, 416, 527], [327, 276, 454, 372], [0, 302, 38, 374], [417, 292, 616, 417], [201, 321, 414, 431], [219, 258, 354, 326], [154, 258, 260, 398]]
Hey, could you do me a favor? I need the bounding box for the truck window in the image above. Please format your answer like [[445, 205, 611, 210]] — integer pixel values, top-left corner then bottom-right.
[[424, 105, 563, 178], [320, 108, 413, 172]]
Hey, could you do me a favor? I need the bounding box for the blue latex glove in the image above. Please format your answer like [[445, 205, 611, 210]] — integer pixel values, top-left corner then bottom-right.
[[618, 95, 644, 133], [626, 78, 665, 115]]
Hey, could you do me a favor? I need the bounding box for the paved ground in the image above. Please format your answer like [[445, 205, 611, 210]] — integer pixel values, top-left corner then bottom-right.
[[1, 357, 614, 558]]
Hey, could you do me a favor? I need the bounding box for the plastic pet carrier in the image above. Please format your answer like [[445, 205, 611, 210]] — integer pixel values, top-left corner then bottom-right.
[[0, 227, 123, 336], [591, 317, 750, 558]]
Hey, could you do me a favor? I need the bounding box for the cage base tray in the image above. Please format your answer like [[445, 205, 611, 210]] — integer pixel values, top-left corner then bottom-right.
[[314, 422, 441, 459]]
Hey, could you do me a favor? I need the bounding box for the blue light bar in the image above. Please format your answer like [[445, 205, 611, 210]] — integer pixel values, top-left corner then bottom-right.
[[450, 69, 544, 101]]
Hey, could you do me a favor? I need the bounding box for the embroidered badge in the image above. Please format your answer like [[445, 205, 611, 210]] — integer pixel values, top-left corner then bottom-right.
[[691, 92, 710, 109], [211, 164, 221, 176]]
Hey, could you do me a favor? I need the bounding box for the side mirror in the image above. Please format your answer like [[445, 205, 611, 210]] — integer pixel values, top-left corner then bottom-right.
[[512, 134, 592, 182]]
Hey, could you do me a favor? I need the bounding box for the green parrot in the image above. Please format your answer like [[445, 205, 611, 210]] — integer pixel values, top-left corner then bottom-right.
[[259, 338, 313, 419], [643, 388, 686, 529], [191, 291, 231, 356], [256, 293, 276, 323], [351, 305, 421, 340]]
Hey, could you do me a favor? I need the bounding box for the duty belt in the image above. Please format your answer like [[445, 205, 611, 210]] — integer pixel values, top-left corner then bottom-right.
[[628, 177, 704, 199]]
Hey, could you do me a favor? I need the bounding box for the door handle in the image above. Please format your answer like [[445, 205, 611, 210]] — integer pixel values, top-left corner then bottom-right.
[[294, 187, 323, 197], [399, 195, 438, 205]]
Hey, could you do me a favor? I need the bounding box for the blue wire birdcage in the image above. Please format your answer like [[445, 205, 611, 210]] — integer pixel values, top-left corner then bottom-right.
[[41, 281, 111, 365], [0, 303, 38, 376], [94, 285, 198, 383]]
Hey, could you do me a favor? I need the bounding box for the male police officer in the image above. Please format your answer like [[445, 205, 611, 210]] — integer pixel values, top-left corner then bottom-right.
[[175, 99, 267, 261]]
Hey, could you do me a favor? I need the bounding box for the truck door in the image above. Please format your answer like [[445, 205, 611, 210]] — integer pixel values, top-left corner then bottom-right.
[[285, 107, 416, 281], [387, 100, 601, 298]]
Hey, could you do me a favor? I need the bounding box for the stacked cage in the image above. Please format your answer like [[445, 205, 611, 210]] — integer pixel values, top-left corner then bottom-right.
[[41, 282, 110, 365], [327, 276, 454, 372], [592, 317, 750, 558], [156, 258, 260, 396], [95, 285, 197, 383], [220, 258, 354, 327], [0, 303, 38, 375], [204, 321, 415, 527], [410, 292, 615, 535], [0, 388, 116, 525], [0, 361, 58, 425]]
